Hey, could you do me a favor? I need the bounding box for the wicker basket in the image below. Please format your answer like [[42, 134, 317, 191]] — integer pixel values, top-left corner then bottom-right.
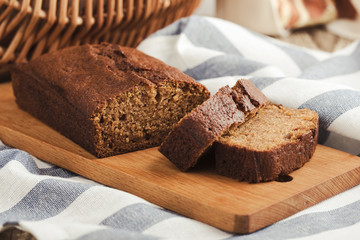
[[0, 0, 201, 69]]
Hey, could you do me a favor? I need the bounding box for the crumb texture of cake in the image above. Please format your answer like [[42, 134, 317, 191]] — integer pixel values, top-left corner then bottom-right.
[[159, 79, 269, 171], [11, 43, 210, 157], [215, 104, 319, 183]]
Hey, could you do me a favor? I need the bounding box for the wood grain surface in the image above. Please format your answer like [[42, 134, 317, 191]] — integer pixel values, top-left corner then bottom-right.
[[1, 82, 360, 234]]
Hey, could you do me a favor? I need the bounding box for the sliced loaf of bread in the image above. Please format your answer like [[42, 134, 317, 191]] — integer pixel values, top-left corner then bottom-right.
[[11, 43, 210, 157], [159, 79, 269, 171]]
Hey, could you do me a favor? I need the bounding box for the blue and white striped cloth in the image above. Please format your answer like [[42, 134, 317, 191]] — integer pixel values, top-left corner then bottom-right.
[[1, 16, 360, 239]]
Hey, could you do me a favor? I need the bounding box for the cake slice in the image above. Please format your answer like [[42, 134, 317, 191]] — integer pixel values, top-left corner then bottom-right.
[[159, 79, 269, 171], [215, 104, 319, 183], [11, 43, 210, 157]]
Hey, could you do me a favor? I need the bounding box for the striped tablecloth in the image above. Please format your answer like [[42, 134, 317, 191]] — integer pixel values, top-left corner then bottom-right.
[[1, 16, 360, 240]]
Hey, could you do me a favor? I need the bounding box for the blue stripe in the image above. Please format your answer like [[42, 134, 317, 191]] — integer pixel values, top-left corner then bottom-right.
[[38, 167, 77, 178], [323, 131, 360, 155], [299, 89, 360, 144], [300, 44, 360, 79], [255, 32, 320, 71], [0, 148, 76, 178], [150, 16, 241, 56], [0, 142, 11, 151], [300, 56, 360, 79], [76, 229, 158, 240], [299, 89, 360, 129], [184, 55, 266, 80], [227, 199, 360, 240], [318, 129, 330, 145], [0, 179, 93, 224], [276, 44, 319, 71], [223, 27, 319, 72], [250, 77, 283, 90], [101, 203, 178, 232]]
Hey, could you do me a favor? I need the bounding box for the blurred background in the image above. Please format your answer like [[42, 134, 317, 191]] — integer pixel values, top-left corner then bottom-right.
[[195, 0, 358, 52], [0, 0, 358, 81]]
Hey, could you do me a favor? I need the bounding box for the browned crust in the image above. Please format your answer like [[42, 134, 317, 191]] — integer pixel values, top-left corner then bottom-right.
[[12, 43, 205, 117], [214, 113, 319, 183], [11, 68, 99, 155], [159, 79, 269, 171], [11, 43, 208, 157]]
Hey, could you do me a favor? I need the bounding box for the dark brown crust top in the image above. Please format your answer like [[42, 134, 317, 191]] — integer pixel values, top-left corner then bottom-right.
[[232, 79, 269, 114], [215, 106, 319, 183], [11, 43, 208, 156], [12, 43, 204, 117], [159, 79, 269, 171]]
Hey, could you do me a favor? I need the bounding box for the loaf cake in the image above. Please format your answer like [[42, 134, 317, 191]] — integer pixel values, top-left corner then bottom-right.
[[215, 104, 319, 183], [159, 79, 269, 171], [11, 43, 210, 157]]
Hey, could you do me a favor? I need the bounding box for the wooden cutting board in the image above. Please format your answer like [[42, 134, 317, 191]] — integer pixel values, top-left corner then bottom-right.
[[1, 82, 360, 234]]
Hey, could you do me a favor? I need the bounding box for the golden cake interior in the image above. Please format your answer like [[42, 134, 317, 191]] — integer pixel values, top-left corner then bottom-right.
[[92, 81, 208, 157], [220, 104, 318, 151]]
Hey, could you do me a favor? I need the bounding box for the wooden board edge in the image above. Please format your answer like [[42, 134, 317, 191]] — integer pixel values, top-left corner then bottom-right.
[[0, 125, 241, 233], [246, 163, 360, 233], [2, 123, 360, 234]]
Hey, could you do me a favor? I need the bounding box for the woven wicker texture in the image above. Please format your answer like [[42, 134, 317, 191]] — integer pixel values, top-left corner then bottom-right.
[[0, 0, 201, 66]]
